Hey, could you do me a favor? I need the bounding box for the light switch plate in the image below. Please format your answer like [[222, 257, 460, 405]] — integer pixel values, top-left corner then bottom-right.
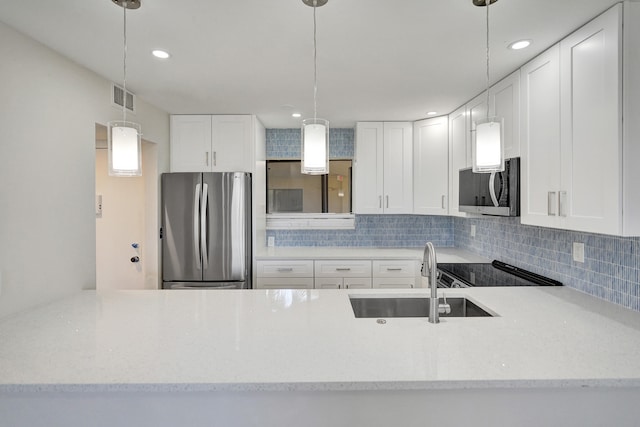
[[573, 242, 585, 263], [470, 225, 476, 238], [267, 236, 275, 247]]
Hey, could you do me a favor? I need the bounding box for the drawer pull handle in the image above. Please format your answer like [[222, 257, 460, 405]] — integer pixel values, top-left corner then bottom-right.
[[335, 268, 351, 271], [386, 268, 402, 271], [277, 268, 294, 272]]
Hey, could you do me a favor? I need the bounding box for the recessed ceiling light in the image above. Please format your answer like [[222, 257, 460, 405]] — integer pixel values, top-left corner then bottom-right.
[[508, 40, 531, 50], [152, 50, 170, 59], [427, 111, 438, 116], [292, 113, 302, 118]]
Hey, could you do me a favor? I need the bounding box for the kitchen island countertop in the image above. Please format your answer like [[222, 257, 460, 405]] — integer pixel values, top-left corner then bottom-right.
[[1, 285, 640, 393]]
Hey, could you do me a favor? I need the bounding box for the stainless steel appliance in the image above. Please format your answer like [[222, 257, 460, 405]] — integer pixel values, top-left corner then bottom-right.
[[437, 260, 562, 288], [161, 172, 251, 289], [459, 157, 520, 216]]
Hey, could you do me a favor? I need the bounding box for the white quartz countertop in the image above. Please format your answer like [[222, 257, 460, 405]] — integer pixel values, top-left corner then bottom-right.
[[2, 286, 640, 393], [255, 246, 490, 262]]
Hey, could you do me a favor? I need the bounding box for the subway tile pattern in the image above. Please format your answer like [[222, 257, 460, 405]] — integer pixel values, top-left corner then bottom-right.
[[454, 216, 640, 312], [266, 128, 354, 159], [266, 215, 454, 247]]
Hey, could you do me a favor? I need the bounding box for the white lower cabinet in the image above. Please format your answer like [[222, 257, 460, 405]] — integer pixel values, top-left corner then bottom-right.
[[314, 277, 372, 290], [314, 260, 372, 290], [257, 278, 315, 289], [255, 260, 314, 289], [372, 260, 420, 289], [257, 258, 421, 290]]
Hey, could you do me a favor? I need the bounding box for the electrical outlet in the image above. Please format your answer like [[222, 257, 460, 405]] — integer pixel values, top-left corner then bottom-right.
[[267, 236, 275, 247], [573, 242, 585, 263], [470, 225, 476, 238]]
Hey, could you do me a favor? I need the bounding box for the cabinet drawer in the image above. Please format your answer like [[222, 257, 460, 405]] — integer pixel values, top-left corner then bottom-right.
[[372, 260, 417, 278], [255, 277, 314, 289], [314, 260, 371, 278], [314, 277, 372, 289], [257, 260, 314, 278], [372, 278, 417, 289]]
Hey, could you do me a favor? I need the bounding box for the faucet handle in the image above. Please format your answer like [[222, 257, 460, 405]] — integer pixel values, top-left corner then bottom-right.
[[438, 295, 451, 315]]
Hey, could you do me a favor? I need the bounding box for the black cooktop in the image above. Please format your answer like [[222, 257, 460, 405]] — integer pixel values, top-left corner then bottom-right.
[[437, 260, 563, 288]]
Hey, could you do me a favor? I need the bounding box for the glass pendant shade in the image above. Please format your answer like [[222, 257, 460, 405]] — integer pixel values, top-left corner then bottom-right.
[[301, 118, 329, 175], [473, 117, 504, 173], [108, 120, 142, 176]]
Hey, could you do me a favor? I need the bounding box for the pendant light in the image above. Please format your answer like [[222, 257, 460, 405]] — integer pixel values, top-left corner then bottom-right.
[[472, 0, 504, 173], [108, 0, 142, 177], [301, 0, 329, 175]]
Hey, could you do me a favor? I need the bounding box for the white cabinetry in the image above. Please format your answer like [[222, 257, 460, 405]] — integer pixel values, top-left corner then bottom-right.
[[413, 116, 448, 215], [170, 115, 253, 172], [448, 105, 469, 217], [490, 70, 521, 159], [520, 45, 562, 229], [558, 5, 622, 235], [255, 260, 314, 289], [354, 122, 413, 214], [314, 260, 372, 289], [372, 260, 419, 289], [521, 4, 638, 235]]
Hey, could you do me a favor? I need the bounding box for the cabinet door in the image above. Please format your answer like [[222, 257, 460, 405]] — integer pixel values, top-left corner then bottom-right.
[[170, 115, 212, 172], [343, 278, 372, 289], [413, 117, 449, 215], [490, 70, 521, 159], [372, 278, 416, 289], [256, 277, 314, 289], [211, 115, 252, 172], [354, 123, 384, 214], [520, 45, 561, 228], [448, 105, 469, 217], [383, 122, 413, 214], [559, 5, 621, 234], [314, 278, 343, 289]]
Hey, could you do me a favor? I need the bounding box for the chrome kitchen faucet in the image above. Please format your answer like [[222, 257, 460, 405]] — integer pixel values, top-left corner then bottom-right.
[[421, 242, 450, 323]]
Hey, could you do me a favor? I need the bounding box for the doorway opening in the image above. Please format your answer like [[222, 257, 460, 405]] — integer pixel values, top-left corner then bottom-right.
[[95, 123, 159, 290]]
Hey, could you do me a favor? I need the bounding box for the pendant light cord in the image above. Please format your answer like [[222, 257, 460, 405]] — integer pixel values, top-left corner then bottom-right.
[[485, 0, 490, 121], [312, 0, 318, 122], [122, 0, 128, 123]]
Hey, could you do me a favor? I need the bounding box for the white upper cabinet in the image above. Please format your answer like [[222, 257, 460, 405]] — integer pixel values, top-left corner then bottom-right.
[[520, 44, 562, 229], [353, 122, 384, 214], [521, 3, 639, 236], [413, 116, 449, 215], [490, 70, 521, 159], [558, 4, 621, 235], [170, 115, 212, 172], [354, 122, 413, 214], [448, 105, 469, 217], [170, 115, 253, 172]]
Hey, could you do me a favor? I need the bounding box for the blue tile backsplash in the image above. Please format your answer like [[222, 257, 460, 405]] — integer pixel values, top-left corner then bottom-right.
[[265, 128, 640, 311], [454, 216, 640, 312], [267, 215, 454, 248], [266, 128, 354, 159]]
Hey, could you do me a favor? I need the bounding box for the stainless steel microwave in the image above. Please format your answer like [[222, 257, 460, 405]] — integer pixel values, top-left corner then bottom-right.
[[459, 157, 520, 216]]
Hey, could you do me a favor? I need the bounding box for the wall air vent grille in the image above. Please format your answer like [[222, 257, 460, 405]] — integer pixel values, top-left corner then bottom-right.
[[111, 83, 136, 114]]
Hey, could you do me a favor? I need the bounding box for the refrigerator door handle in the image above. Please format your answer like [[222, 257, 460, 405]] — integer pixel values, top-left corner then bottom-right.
[[193, 183, 201, 270], [201, 183, 209, 270]]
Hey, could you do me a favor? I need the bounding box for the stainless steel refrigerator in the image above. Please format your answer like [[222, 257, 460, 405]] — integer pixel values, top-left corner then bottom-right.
[[161, 172, 251, 289]]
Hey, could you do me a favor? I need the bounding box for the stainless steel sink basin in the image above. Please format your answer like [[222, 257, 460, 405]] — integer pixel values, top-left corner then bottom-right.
[[349, 296, 493, 318]]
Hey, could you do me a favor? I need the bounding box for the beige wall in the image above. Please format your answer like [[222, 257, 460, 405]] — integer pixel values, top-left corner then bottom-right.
[[0, 22, 169, 318]]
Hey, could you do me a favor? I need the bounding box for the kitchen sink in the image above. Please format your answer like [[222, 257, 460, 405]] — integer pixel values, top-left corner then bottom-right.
[[349, 296, 494, 318]]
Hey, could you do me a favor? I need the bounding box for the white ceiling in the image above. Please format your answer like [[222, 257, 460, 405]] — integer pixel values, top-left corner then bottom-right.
[[0, 0, 621, 128]]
